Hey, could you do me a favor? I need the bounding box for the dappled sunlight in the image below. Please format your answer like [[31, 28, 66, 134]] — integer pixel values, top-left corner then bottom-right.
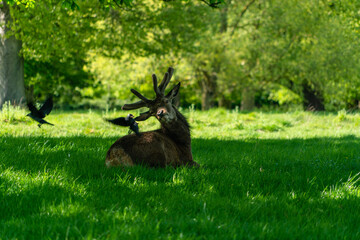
[[321, 174, 360, 200], [0, 167, 89, 199], [43, 202, 88, 219], [2, 110, 360, 140], [2, 111, 360, 238]]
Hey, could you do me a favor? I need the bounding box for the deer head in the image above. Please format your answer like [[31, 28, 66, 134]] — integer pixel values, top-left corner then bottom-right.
[[122, 67, 180, 125]]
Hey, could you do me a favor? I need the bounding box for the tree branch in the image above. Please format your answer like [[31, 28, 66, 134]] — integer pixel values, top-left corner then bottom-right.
[[230, 0, 256, 36], [200, 0, 223, 8]]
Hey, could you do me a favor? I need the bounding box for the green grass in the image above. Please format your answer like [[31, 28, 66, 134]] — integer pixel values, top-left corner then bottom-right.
[[1, 107, 360, 239]]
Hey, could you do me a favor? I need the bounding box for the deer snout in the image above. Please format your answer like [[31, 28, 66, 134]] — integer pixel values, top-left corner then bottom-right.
[[157, 109, 165, 118]]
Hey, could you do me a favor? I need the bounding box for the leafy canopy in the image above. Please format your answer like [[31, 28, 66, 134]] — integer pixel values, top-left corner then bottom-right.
[[7, 0, 226, 9]]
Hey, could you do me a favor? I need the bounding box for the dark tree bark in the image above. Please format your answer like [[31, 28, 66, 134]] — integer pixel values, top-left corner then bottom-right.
[[0, 1, 26, 109], [302, 82, 325, 111]]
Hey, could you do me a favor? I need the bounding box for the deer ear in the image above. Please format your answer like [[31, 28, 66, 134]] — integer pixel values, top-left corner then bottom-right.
[[166, 82, 181, 99]]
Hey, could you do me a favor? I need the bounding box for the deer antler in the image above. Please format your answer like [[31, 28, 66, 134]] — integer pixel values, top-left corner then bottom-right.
[[121, 100, 146, 110], [130, 89, 152, 103], [159, 67, 174, 94], [122, 67, 178, 121], [152, 74, 161, 97]]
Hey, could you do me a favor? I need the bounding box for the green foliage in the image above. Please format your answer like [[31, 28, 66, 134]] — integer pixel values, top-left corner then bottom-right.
[[8, 0, 134, 9], [1, 110, 360, 238], [210, 0, 360, 110], [61, 0, 80, 10], [268, 85, 301, 106], [8, 0, 103, 104], [85, 52, 203, 108], [9, 0, 218, 106], [7, 0, 35, 8], [6, 0, 360, 110]]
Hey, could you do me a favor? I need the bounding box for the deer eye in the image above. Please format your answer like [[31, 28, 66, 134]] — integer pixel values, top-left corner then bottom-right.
[[164, 99, 169, 104]]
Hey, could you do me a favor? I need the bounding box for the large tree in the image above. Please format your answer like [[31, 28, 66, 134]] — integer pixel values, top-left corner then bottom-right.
[[179, 0, 257, 110], [0, 1, 25, 107]]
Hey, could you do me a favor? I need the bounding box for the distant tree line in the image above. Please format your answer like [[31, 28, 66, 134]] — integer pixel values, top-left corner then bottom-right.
[[1, 0, 360, 111]]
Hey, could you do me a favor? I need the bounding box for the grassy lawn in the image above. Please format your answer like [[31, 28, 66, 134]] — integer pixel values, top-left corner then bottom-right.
[[1, 107, 360, 239]]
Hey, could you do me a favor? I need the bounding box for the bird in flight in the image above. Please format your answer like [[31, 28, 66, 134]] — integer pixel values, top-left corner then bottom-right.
[[105, 113, 140, 136], [27, 97, 54, 128]]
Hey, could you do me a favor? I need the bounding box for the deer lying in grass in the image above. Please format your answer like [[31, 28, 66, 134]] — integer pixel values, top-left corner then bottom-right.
[[105, 67, 199, 168]]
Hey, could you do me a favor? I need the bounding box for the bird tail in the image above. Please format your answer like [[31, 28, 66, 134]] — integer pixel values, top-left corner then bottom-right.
[[104, 118, 119, 125], [104, 118, 129, 127]]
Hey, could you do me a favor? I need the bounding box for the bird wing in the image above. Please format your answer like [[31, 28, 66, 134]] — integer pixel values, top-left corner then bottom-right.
[[39, 97, 53, 116], [27, 114, 42, 123], [105, 117, 130, 126], [27, 102, 44, 118]]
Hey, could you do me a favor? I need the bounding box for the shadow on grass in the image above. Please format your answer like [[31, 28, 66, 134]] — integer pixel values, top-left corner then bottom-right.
[[2, 135, 360, 193], [194, 135, 360, 193], [1, 135, 360, 238]]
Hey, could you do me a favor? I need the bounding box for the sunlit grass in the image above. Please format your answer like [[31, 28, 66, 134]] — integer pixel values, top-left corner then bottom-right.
[[1, 107, 360, 239]]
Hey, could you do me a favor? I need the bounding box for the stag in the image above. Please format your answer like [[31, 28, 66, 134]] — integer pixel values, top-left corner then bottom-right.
[[105, 67, 199, 168]]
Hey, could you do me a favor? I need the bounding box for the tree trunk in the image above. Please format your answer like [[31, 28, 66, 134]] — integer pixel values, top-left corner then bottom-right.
[[198, 7, 228, 111], [302, 82, 324, 111], [0, 1, 25, 109], [218, 95, 230, 108], [201, 71, 217, 110], [241, 87, 255, 111]]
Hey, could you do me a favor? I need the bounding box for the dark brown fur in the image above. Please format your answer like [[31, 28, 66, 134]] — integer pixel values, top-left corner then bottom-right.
[[106, 108, 198, 168]]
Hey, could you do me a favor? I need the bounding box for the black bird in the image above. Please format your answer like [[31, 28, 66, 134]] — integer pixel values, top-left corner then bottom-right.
[[105, 113, 140, 136], [27, 97, 54, 127]]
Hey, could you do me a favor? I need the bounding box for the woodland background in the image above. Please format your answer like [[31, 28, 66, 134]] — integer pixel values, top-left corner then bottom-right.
[[1, 0, 360, 111]]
